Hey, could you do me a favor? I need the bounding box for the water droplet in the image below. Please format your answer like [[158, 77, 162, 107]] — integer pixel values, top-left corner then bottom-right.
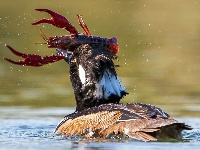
[[10, 67, 13, 71]]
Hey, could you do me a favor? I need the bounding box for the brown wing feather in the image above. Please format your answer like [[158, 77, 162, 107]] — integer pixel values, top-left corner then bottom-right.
[[99, 117, 189, 141], [128, 131, 157, 141], [56, 111, 122, 136], [99, 122, 157, 141], [123, 118, 178, 133], [56, 103, 192, 141]]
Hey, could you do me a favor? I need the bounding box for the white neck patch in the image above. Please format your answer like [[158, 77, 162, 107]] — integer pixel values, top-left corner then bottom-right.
[[78, 65, 86, 84], [94, 69, 126, 99]]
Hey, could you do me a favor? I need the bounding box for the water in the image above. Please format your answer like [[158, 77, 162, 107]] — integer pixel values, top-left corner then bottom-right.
[[0, 107, 199, 150]]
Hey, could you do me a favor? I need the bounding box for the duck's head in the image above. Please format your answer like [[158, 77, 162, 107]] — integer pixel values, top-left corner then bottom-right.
[[57, 44, 127, 111]]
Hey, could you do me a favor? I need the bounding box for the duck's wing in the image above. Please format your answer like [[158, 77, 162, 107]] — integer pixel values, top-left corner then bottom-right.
[[56, 103, 192, 141], [55, 103, 143, 136], [101, 103, 192, 141], [56, 110, 122, 136]]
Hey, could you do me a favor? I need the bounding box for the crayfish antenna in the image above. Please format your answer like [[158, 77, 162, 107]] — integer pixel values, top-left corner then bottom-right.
[[34, 28, 48, 45], [77, 14, 91, 36], [35, 42, 47, 44], [39, 28, 48, 41]]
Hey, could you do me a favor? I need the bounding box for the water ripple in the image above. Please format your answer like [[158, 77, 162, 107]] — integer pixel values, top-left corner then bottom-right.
[[0, 107, 199, 150]]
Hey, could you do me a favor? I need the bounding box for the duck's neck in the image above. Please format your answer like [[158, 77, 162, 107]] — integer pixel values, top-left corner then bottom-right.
[[67, 44, 127, 111]]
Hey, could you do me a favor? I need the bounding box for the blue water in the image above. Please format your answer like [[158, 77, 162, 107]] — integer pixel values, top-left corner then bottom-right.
[[0, 107, 199, 150]]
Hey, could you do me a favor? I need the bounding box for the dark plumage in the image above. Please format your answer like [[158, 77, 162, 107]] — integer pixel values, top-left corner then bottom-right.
[[56, 44, 192, 141], [64, 44, 127, 111]]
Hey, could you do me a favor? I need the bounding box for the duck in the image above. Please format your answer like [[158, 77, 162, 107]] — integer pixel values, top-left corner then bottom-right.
[[55, 44, 192, 141], [3, 8, 192, 141]]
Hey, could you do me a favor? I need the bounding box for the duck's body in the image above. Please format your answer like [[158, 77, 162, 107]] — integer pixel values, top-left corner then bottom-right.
[[56, 44, 192, 141], [56, 103, 191, 141]]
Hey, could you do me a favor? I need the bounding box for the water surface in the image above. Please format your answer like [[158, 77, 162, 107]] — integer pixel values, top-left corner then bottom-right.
[[0, 107, 199, 150]]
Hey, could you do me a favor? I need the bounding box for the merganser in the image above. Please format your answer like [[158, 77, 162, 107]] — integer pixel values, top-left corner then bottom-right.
[[55, 44, 192, 141]]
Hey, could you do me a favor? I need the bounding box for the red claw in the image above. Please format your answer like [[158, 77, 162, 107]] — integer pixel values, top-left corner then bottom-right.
[[32, 9, 79, 36], [4, 45, 65, 67]]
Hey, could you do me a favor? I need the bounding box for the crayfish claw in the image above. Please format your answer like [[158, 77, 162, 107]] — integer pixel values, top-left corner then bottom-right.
[[32, 8, 79, 36], [32, 9, 56, 26], [4, 44, 29, 66], [4, 44, 66, 67], [32, 8, 68, 28], [34, 8, 56, 16], [4, 57, 14, 64], [4, 57, 26, 66], [5, 45, 26, 57], [32, 18, 53, 26], [34, 8, 50, 12]]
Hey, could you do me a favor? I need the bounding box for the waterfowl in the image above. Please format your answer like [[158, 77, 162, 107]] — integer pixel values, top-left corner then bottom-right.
[[3, 9, 192, 141], [55, 44, 192, 141]]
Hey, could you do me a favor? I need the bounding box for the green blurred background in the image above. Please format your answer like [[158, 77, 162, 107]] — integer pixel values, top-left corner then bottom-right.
[[0, 0, 200, 117]]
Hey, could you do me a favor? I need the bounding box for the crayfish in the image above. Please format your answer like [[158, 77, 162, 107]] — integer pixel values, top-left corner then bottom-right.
[[4, 9, 118, 67]]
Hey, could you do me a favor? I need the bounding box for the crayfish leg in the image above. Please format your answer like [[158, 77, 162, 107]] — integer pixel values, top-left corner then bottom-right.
[[77, 15, 91, 36]]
